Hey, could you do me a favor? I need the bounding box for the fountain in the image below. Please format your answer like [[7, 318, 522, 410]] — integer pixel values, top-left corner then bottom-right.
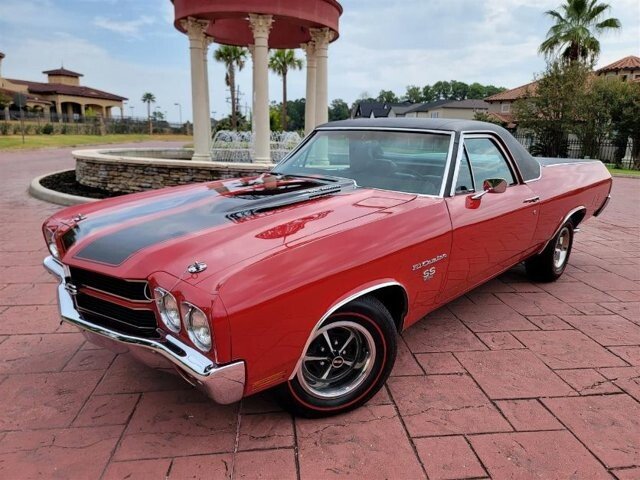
[[211, 130, 302, 163]]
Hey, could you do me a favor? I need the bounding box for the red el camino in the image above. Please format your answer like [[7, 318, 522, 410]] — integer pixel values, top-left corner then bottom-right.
[[42, 119, 612, 417]]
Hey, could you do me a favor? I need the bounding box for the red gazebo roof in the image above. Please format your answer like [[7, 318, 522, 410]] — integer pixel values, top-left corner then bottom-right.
[[172, 0, 342, 48]]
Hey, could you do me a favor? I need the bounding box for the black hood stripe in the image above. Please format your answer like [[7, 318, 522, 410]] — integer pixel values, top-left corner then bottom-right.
[[72, 176, 353, 266], [74, 202, 231, 265]]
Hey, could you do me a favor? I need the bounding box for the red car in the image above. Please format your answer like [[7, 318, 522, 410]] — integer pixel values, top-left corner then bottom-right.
[[42, 119, 612, 417]]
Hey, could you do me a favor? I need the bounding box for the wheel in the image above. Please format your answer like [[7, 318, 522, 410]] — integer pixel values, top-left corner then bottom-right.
[[278, 296, 397, 417], [525, 222, 574, 282]]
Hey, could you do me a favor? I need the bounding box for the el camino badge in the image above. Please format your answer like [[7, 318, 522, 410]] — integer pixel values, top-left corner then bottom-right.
[[412, 253, 447, 282]]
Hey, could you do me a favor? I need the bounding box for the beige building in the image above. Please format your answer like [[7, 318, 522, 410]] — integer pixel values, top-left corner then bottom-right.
[[0, 52, 126, 121], [354, 99, 489, 120], [484, 55, 640, 127]]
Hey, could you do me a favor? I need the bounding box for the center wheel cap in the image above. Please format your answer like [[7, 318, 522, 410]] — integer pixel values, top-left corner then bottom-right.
[[332, 356, 345, 368]]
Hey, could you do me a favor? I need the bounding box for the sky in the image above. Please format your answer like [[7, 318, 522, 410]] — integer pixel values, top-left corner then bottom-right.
[[0, 0, 638, 123]]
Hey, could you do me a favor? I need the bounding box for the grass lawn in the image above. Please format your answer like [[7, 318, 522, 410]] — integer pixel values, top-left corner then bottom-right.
[[607, 166, 640, 177], [0, 134, 192, 151]]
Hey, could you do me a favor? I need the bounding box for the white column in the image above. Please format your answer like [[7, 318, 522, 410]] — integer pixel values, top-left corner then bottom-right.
[[182, 17, 211, 161], [203, 36, 212, 152], [301, 41, 317, 135], [248, 14, 273, 164], [249, 45, 256, 134], [310, 28, 333, 126]]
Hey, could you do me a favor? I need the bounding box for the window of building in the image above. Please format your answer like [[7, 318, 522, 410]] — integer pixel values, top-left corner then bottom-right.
[[501, 103, 511, 113]]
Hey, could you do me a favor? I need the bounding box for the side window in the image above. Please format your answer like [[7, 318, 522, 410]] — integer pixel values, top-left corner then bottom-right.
[[454, 149, 474, 194], [465, 138, 516, 187]]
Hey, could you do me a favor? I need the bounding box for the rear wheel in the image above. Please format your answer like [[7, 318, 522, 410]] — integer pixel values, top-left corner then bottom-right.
[[526, 222, 574, 282], [278, 296, 397, 417]]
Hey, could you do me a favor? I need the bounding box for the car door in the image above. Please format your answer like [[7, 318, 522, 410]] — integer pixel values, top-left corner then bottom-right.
[[439, 134, 539, 302]]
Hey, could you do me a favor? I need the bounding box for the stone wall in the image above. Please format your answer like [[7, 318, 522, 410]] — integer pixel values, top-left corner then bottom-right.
[[74, 148, 272, 193]]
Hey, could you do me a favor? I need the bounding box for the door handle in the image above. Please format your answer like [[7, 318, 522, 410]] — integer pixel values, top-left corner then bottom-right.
[[523, 196, 540, 204]]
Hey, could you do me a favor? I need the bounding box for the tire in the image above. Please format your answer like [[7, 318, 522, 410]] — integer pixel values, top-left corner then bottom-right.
[[525, 222, 574, 282], [277, 296, 397, 418]]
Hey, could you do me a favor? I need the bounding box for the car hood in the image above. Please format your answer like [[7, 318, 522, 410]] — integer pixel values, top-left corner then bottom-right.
[[54, 175, 413, 285]]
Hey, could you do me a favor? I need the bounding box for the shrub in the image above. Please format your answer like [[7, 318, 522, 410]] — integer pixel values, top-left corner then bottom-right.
[[0, 123, 8, 135], [42, 123, 54, 135]]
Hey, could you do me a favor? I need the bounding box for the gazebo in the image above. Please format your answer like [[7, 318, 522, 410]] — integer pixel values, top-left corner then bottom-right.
[[171, 0, 343, 162]]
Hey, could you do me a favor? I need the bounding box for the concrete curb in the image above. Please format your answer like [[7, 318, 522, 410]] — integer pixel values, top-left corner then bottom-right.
[[29, 170, 98, 206], [611, 174, 640, 179]]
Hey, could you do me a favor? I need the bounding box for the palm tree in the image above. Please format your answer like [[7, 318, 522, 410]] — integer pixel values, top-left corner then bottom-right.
[[539, 0, 621, 64], [141, 92, 156, 134], [214, 46, 248, 130], [269, 49, 303, 131]]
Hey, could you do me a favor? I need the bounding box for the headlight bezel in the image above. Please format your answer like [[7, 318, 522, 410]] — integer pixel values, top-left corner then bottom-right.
[[181, 302, 213, 352], [153, 287, 182, 333], [43, 226, 60, 259]]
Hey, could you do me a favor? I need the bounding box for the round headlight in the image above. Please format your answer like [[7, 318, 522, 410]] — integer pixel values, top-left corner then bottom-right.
[[182, 303, 212, 352], [48, 242, 60, 259], [154, 288, 181, 333]]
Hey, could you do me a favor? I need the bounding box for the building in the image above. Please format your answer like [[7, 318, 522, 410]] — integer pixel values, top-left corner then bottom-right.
[[484, 55, 640, 127], [352, 99, 489, 120], [0, 52, 127, 121]]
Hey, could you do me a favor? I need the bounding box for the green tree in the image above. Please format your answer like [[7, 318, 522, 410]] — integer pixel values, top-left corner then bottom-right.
[[484, 85, 507, 98], [329, 98, 350, 121], [450, 81, 469, 100], [269, 49, 303, 131], [513, 61, 590, 157], [432, 81, 452, 100], [467, 83, 486, 99], [141, 92, 156, 134], [214, 45, 248, 130], [539, 0, 621, 64], [269, 102, 282, 131], [285, 99, 306, 131], [422, 85, 436, 102], [404, 85, 423, 103], [377, 89, 399, 104]]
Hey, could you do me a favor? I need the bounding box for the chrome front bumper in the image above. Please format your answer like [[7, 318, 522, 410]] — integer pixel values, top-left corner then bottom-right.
[[44, 256, 245, 404]]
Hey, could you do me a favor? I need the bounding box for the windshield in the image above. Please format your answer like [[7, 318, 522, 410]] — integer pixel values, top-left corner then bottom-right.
[[273, 129, 452, 196]]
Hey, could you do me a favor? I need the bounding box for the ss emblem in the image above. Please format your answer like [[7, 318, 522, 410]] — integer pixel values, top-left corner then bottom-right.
[[423, 267, 436, 282]]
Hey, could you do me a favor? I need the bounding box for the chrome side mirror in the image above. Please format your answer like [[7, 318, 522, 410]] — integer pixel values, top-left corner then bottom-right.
[[471, 178, 508, 200]]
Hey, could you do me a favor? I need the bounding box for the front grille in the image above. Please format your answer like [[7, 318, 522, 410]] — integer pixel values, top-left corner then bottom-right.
[[75, 292, 158, 337], [69, 267, 149, 301]]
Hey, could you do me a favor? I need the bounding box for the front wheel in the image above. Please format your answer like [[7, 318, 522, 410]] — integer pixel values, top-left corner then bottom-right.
[[278, 296, 397, 417], [525, 222, 574, 282]]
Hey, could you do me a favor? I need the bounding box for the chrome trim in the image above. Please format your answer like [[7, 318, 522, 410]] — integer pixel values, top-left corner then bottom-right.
[[181, 301, 212, 353], [543, 161, 596, 168], [281, 127, 456, 199], [523, 196, 540, 204], [288, 281, 407, 381], [537, 206, 586, 255], [44, 256, 245, 404], [81, 285, 153, 304], [450, 132, 521, 197]]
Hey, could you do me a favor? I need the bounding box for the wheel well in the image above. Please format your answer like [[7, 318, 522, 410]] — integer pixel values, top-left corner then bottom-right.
[[368, 285, 408, 332], [569, 208, 586, 228]]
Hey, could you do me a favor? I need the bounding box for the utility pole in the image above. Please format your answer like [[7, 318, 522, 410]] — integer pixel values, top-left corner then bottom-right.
[[174, 102, 182, 124]]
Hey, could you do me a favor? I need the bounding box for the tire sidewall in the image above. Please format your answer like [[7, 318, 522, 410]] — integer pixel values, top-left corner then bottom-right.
[[552, 224, 573, 276], [286, 299, 396, 415]]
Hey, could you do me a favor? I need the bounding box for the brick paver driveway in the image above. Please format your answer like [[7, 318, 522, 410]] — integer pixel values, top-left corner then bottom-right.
[[1, 144, 639, 479]]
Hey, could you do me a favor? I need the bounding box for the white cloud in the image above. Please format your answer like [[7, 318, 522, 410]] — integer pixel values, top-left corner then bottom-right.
[[93, 15, 155, 37]]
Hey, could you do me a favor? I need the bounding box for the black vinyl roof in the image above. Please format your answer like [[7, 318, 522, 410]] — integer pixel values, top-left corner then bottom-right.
[[317, 118, 541, 182]]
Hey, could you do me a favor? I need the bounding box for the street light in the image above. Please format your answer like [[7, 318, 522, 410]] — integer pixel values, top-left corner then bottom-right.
[[174, 102, 182, 124]]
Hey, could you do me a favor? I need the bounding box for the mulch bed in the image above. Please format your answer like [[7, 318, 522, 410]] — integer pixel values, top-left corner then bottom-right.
[[39, 170, 124, 199]]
